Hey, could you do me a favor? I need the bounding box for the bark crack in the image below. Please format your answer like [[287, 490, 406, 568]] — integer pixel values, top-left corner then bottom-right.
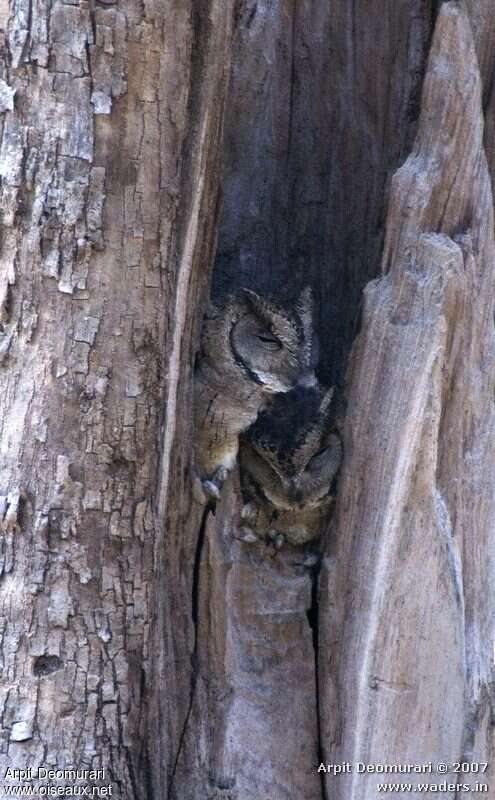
[[307, 559, 327, 800], [167, 503, 212, 799]]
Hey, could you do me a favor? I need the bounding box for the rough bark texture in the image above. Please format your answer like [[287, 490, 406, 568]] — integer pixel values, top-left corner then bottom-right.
[[1, 1, 495, 799], [0, 0, 233, 797], [171, 482, 321, 800]]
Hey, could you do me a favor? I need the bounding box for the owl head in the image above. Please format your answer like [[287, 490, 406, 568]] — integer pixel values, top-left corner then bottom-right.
[[245, 385, 341, 508], [226, 286, 316, 394]]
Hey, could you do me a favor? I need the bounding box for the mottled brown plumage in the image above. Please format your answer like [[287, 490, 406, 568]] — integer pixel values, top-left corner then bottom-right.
[[239, 385, 342, 545], [194, 288, 316, 500]]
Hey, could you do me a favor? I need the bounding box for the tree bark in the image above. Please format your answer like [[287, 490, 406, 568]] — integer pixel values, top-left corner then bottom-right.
[[0, 0, 233, 797], [1, 1, 495, 799]]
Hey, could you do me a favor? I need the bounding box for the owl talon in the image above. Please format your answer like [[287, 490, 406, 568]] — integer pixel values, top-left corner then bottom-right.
[[202, 479, 221, 501], [269, 530, 285, 550], [214, 466, 229, 485], [237, 527, 258, 544], [192, 475, 222, 504]]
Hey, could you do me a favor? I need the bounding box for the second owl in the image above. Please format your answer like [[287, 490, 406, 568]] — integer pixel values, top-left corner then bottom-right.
[[239, 385, 342, 547]]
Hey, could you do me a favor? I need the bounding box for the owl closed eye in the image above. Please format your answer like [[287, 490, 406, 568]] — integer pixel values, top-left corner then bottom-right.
[[229, 288, 316, 393], [308, 446, 332, 472]]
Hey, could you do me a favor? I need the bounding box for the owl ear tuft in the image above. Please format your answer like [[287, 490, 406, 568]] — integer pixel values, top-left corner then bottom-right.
[[296, 286, 314, 363], [238, 289, 295, 339], [238, 288, 271, 321], [296, 286, 313, 332], [319, 386, 334, 416]]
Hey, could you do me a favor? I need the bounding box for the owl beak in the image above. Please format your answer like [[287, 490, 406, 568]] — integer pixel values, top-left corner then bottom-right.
[[297, 370, 317, 388]]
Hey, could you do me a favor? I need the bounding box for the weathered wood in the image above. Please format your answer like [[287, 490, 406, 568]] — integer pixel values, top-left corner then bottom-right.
[[171, 481, 321, 800], [150, 2, 235, 796], [167, 4, 495, 800], [319, 5, 495, 798], [1, 1, 494, 799], [0, 0, 234, 797]]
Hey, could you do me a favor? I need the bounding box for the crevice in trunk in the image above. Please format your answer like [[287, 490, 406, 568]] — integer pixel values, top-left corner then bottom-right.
[[178, 3, 442, 798], [140, 739, 155, 800], [307, 560, 327, 800], [163, 3, 495, 799], [168, 505, 212, 797]]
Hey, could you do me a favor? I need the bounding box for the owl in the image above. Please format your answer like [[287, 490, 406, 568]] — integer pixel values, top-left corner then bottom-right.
[[194, 287, 316, 501], [239, 385, 342, 547]]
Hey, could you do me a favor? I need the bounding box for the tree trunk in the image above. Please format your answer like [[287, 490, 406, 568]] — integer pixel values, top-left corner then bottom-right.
[[320, 6, 495, 797], [0, 0, 233, 797], [1, 1, 494, 799]]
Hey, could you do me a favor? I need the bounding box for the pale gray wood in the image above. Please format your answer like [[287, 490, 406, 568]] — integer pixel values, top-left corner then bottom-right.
[[319, 5, 495, 798]]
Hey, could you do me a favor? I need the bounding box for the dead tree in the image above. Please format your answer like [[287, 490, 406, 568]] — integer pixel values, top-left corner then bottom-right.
[[0, 2, 493, 799]]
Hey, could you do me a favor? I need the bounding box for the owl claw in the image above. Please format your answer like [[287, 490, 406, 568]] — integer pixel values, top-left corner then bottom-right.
[[202, 479, 221, 501], [192, 476, 221, 505], [237, 526, 258, 544], [215, 466, 229, 485], [269, 530, 285, 550]]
